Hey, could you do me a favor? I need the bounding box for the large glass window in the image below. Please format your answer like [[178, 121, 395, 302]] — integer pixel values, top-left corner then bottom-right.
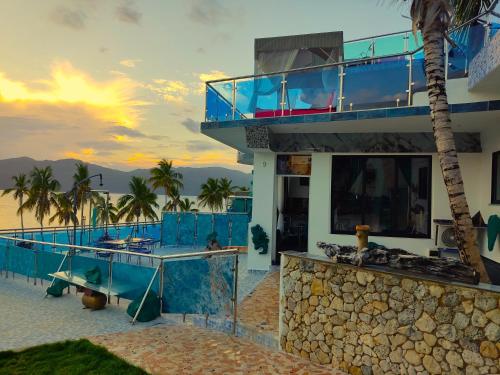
[[331, 156, 432, 238], [492, 151, 500, 204]]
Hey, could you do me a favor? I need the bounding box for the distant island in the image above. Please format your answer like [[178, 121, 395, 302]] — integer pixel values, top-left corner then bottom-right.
[[0, 157, 251, 196]]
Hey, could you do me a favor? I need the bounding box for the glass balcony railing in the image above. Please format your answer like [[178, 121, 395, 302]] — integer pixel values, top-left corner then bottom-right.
[[204, 21, 497, 122]]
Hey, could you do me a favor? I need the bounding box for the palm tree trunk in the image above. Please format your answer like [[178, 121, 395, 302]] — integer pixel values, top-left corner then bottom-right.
[[19, 196, 25, 239], [422, 24, 490, 283]]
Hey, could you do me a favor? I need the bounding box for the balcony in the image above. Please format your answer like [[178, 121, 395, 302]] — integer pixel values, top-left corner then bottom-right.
[[204, 23, 497, 124]]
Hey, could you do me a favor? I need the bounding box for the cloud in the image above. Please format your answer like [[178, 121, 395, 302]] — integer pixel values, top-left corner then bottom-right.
[[186, 140, 223, 152], [173, 151, 236, 167], [181, 118, 199, 133], [116, 2, 142, 24], [197, 70, 228, 93], [50, 6, 87, 30], [106, 125, 168, 140], [187, 0, 233, 26], [147, 79, 190, 104], [119, 59, 141, 68], [0, 61, 146, 127]]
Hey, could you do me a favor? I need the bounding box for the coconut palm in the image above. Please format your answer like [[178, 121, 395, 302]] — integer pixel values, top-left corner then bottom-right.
[[218, 177, 236, 200], [2, 174, 30, 238], [198, 178, 224, 212], [178, 198, 198, 212], [117, 177, 159, 230], [23, 166, 61, 240], [149, 159, 183, 211], [93, 196, 119, 226], [401, 0, 493, 281], [73, 162, 91, 227], [164, 185, 182, 212], [49, 193, 78, 243]]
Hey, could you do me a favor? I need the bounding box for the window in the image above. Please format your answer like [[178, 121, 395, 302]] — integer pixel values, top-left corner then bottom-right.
[[331, 156, 432, 238], [493, 151, 500, 204]]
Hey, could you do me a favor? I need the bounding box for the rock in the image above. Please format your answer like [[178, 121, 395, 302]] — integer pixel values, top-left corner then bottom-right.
[[402, 278, 418, 292], [360, 334, 374, 347], [484, 322, 500, 342], [390, 286, 403, 301], [290, 269, 301, 280], [429, 285, 444, 298], [435, 307, 452, 324], [423, 355, 441, 374], [402, 340, 414, 349], [372, 300, 389, 312], [374, 334, 389, 347], [436, 324, 457, 342], [463, 300, 474, 314], [405, 350, 422, 366], [442, 293, 460, 307], [416, 313, 436, 333], [317, 349, 331, 365], [302, 340, 311, 352], [432, 347, 445, 362], [384, 319, 399, 335], [320, 296, 329, 307], [390, 334, 406, 347], [332, 326, 345, 339], [415, 341, 432, 355], [464, 325, 484, 341], [342, 282, 354, 293], [389, 347, 403, 363], [474, 296, 497, 312], [423, 333, 437, 347], [453, 312, 470, 330], [311, 278, 324, 296], [309, 295, 319, 306], [462, 349, 484, 367], [331, 297, 343, 310], [399, 308, 416, 325], [423, 297, 438, 314], [465, 366, 480, 375], [471, 309, 488, 328], [302, 284, 311, 299], [356, 271, 374, 286], [446, 350, 464, 368], [311, 322, 323, 335], [359, 313, 371, 323], [485, 309, 500, 325], [414, 284, 427, 300], [479, 341, 498, 359], [319, 340, 330, 353]]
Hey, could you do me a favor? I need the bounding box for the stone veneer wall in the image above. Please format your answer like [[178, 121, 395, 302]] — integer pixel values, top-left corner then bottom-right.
[[280, 254, 500, 375]]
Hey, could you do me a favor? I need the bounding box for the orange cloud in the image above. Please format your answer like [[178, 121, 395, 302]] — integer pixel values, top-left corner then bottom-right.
[[173, 151, 235, 167], [0, 61, 146, 127], [126, 152, 160, 167], [64, 148, 96, 162], [147, 79, 189, 104], [197, 70, 229, 93], [119, 59, 141, 68]]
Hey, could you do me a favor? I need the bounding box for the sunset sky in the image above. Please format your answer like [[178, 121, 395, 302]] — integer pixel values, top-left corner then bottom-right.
[[0, 0, 411, 171]]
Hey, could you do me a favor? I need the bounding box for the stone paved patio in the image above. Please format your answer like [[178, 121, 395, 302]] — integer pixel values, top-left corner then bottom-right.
[[90, 325, 344, 375], [239, 271, 280, 335]]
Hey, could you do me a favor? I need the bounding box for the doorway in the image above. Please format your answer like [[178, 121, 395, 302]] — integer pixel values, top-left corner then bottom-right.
[[276, 176, 310, 257]]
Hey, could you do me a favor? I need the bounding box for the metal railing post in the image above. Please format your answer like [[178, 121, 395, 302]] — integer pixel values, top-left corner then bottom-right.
[[407, 54, 414, 106], [204, 85, 208, 122], [232, 253, 239, 336], [404, 32, 409, 52], [231, 79, 236, 120], [107, 253, 113, 304], [338, 65, 345, 112], [159, 260, 164, 314], [280, 73, 287, 116]]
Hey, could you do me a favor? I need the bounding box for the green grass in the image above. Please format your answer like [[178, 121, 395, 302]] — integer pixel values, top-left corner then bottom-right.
[[0, 339, 147, 375]]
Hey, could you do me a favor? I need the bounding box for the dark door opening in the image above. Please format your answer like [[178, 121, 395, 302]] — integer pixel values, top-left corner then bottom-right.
[[276, 176, 309, 259]]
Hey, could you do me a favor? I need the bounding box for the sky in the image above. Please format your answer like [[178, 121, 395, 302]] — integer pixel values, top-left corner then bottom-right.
[[0, 0, 411, 171]]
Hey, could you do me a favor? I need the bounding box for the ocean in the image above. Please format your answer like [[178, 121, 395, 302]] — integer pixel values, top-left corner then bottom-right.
[[0, 191, 205, 230]]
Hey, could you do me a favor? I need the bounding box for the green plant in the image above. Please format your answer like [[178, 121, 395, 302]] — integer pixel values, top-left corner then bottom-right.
[[251, 224, 269, 254], [149, 158, 183, 211], [117, 176, 159, 227], [1, 174, 30, 238]]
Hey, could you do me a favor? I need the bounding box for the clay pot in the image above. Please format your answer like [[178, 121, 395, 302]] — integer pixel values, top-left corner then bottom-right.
[[82, 291, 107, 310], [355, 225, 370, 252]]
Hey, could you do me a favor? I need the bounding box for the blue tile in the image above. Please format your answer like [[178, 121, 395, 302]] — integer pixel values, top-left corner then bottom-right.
[[488, 100, 500, 111], [451, 101, 488, 113], [357, 109, 388, 120], [387, 106, 424, 118]]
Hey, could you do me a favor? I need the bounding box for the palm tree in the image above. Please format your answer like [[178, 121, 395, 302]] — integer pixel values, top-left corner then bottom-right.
[[23, 166, 61, 240], [93, 196, 119, 226], [218, 177, 236, 200], [117, 177, 159, 233], [73, 162, 91, 229], [198, 178, 224, 212], [49, 193, 77, 243], [149, 159, 183, 211], [178, 198, 198, 212], [402, 0, 492, 281], [164, 185, 182, 212], [2, 174, 30, 238]]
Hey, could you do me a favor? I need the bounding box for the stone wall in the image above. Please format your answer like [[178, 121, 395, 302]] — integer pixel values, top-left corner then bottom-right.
[[280, 253, 500, 375]]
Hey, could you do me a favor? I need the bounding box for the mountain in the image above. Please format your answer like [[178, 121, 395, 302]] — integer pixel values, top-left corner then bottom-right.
[[0, 157, 252, 195]]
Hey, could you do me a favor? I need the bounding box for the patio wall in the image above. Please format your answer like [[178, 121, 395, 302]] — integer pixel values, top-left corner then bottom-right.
[[280, 252, 500, 375]]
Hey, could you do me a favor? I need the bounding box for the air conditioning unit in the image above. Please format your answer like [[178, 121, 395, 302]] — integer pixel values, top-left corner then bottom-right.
[[435, 225, 460, 259]]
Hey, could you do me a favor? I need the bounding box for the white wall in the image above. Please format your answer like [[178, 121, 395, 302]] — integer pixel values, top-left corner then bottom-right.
[[308, 152, 489, 258], [248, 152, 277, 270]]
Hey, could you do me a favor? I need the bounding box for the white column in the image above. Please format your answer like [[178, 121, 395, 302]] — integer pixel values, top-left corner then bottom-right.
[[248, 152, 276, 271]]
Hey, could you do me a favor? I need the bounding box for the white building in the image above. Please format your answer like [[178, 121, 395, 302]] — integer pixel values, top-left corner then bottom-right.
[[201, 25, 500, 272]]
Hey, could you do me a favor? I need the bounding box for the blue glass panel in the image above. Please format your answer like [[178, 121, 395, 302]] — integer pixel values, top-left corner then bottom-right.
[[344, 56, 409, 111], [412, 57, 427, 94], [162, 212, 178, 246], [408, 32, 423, 51], [210, 81, 233, 121], [196, 213, 214, 247], [237, 74, 283, 119], [229, 214, 249, 246], [112, 262, 157, 300], [287, 66, 339, 114], [178, 213, 195, 246], [374, 34, 407, 56], [206, 85, 232, 122], [162, 256, 234, 314], [214, 215, 229, 247], [344, 39, 373, 60]]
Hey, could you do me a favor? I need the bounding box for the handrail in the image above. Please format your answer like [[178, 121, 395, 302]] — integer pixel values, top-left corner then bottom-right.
[[205, 4, 499, 85], [0, 220, 161, 234], [0, 234, 239, 260]]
